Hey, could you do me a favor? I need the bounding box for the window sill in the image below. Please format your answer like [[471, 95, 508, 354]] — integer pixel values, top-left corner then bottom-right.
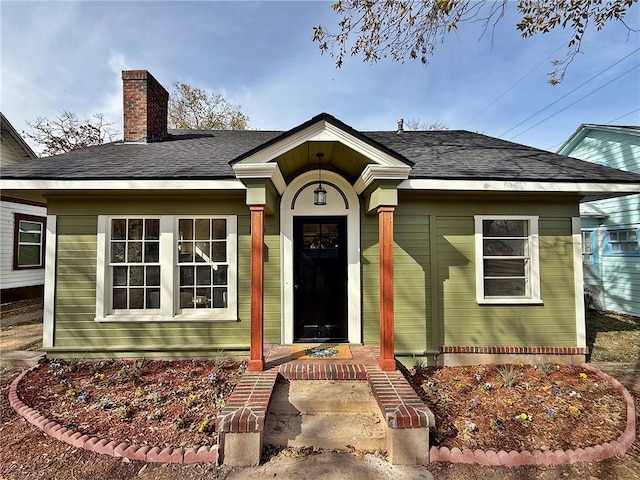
[[477, 298, 544, 306], [95, 315, 239, 323]]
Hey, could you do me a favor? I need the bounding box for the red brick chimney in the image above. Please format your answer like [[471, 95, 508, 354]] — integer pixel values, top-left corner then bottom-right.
[[122, 70, 169, 142]]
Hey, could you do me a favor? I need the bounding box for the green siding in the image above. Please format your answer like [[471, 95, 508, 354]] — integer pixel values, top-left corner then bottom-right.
[[389, 193, 580, 353], [50, 195, 280, 355]]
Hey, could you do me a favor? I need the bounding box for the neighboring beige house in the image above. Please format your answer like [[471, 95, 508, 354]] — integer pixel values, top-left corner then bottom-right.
[[0, 112, 46, 303]]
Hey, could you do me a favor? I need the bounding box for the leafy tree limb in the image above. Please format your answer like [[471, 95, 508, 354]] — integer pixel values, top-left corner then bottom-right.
[[313, 0, 638, 84], [168, 82, 249, 130]]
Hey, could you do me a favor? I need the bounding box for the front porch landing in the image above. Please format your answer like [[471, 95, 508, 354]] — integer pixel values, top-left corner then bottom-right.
[[217, 345, 435, 466]]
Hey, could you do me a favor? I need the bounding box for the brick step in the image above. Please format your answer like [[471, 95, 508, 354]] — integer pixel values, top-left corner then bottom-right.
[[264, 412, 386, 451]]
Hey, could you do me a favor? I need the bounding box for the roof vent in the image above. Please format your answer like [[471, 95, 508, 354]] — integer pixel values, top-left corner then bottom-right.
[[397, 118, 404, 134]]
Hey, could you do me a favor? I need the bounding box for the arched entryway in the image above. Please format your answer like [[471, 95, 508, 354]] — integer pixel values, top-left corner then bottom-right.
[[281, 170, 361, 344]]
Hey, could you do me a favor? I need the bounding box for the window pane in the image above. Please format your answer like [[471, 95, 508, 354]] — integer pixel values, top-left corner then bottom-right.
[[195, 219, 210, 240], [196, 265, 211, 285], [111, 242, 125, 263], [610, 232, 618, 241], [484, 239, 526, 256], [19, 221, 42, 243], [484, 259, 526, 277], [213, 265, 228, 285], [483, 220, 527, 237], [630, 231, 638, 242], [303, 223, 320, 235], [128, 219, 143, 240], [212, 219, 226, 239], [180, 288, 194, 309], [113, 266, 128, 286], [18, 245, 40, 266], [146, 289, 160, 309], [485, 278, 526, 297], [179, 219, 193, 240], [180, 266, 194, 286], [213, 288, 227, 308], [146, 266, 160, 286], [129, 266, 144, 286], [112, 289, 127, 309], [194, 241, 210, 262], [145, 219, 160, 240], [178, 242, 194, 262], [127, 242, 142, 263], [144, 242, 159, 263], [111, 219, 126, 240], [212, 242, 226, 262], [129, 289, 144, 308]]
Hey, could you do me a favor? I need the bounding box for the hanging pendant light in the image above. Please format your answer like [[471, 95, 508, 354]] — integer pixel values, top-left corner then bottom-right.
[[313, 152, 327, 206]]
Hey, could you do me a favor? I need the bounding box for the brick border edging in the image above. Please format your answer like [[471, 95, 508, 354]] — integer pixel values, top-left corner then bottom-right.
[[8, 366, 219, 464], [428, 363, 637, 467]]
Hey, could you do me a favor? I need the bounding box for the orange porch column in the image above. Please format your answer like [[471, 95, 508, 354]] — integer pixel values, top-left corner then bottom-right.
[[248, 205, 265, 372], [378, 206, 396, 371]]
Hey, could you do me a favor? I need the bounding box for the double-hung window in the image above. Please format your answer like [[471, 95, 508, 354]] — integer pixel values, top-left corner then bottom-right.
[[474, 216, 541, 304], [13, 214, 46, 270], [97, 215, 237, 321]]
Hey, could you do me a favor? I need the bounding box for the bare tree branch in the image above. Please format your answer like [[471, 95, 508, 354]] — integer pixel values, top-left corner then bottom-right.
[[23, 111, 118, 156]]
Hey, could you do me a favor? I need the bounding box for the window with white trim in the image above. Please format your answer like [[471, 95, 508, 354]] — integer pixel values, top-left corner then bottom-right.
[[97, 215, 237, 321], [13, 214, 46, 270], [178, 218, 230, 311], [475, 216, 541, 304], [604, 228, 639, 255], [110, 218, 161, 310]]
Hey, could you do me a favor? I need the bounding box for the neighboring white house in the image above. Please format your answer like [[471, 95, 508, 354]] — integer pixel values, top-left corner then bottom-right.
[[0, 112, 47, 303], [558, 124, 640, 317]]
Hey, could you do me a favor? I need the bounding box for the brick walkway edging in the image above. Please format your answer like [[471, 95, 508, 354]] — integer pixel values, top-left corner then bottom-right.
[[429, 363, 637, 467], [8, 362, 636, 467], [8, 367, 218, 464]]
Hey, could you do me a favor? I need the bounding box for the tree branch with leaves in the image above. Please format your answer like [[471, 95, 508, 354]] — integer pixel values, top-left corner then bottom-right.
[[168, 82, 249, 130], [313, 0, 638, 84]]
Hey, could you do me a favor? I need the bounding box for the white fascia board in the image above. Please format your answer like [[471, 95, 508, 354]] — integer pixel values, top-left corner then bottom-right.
[[235, 120, 407, 168], [399, 179, 640, 195], [354, 164, 412, 194], [232, 162, 287, 194], [0, 179, 246, 191]]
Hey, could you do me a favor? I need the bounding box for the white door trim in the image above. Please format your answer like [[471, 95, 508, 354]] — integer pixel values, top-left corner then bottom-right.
[[281, 170, 361, 344]]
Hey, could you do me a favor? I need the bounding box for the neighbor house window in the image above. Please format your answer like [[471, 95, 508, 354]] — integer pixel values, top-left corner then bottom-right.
[[13, 214, 46, 270], [96, 215, 237, 321], [474, 216, 541, 304], [604, 228, 639, 255]]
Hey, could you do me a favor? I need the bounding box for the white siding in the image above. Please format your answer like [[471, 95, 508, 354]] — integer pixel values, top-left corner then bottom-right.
[[0, 200, 46, 290]]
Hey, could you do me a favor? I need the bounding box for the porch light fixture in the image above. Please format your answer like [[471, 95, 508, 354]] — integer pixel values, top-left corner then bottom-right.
[[313, 152, 327, 206]]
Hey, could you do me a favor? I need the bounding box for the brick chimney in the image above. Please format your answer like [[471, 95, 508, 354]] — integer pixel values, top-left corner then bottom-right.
[[122, 70, 169, 142]]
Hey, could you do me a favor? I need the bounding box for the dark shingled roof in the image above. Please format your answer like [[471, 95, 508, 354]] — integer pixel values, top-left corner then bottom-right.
[[2, 113, 639, 184]]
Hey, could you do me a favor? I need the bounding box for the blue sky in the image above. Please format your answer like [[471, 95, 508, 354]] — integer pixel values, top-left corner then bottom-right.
[[1, 1, 639, 155]]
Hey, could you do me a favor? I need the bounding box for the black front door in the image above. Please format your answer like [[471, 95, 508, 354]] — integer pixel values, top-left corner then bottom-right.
[[293, 216, 347, 342]]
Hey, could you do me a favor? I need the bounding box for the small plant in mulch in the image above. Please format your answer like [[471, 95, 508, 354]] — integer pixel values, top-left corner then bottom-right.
[[410, 363, 628, 452], [17, 358, 246, 450]]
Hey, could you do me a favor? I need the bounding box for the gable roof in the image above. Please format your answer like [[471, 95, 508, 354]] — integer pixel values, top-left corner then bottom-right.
[[558, 123, 640, 155], [1, 112, 37, 165]]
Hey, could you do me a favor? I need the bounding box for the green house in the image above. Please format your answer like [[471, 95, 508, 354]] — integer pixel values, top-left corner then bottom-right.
[[3, 70, 639, 370]]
